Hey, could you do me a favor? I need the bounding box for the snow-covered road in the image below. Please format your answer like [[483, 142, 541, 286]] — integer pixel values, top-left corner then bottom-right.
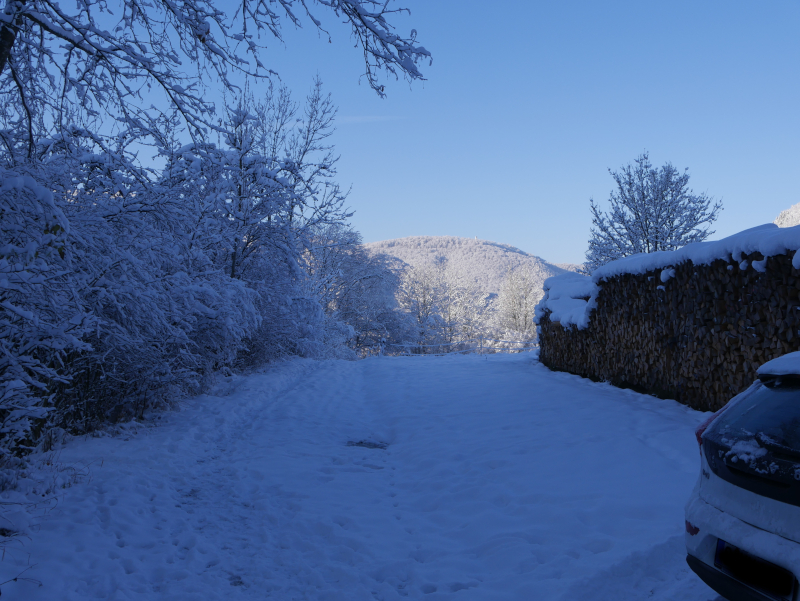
[[2, 354, 722, 600]]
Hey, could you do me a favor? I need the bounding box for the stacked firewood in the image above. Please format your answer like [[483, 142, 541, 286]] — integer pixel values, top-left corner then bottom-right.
[[538, 251, 800, 411]]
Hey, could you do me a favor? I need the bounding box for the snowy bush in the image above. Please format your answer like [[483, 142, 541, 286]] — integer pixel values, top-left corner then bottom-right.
[[0, 89, 385, 457], [301, 224, 404, 356], [0, 0, 432, 459], [0, 141, 265, 444], [0, 170, 91, 454]]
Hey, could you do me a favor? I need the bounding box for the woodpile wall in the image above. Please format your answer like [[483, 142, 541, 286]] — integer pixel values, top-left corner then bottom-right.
[[538, 251, 800, 411]]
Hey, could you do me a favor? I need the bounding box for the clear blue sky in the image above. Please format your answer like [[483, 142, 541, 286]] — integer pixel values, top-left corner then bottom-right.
[[225, 0, 800, 264]]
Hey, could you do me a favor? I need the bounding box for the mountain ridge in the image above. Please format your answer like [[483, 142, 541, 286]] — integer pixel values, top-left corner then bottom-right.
[[364, 235, 579, 297]]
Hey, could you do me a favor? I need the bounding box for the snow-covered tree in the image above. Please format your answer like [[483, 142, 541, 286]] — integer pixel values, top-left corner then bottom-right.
[[0, 173, 92, 452], [495, 267, 540, 341], [396, 263, 442, 352], [437, 261, 486, 346], [151, 81, 356, 363], [300, 223, 402, 355], [395, 260, 489, 353], [0, 0, 431, 456], [774, 202, 800, 228], [585, 152, 722, 272], [0, 0, 431, 146]]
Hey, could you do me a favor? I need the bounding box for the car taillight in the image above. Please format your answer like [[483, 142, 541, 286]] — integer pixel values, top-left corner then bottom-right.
[[695, 407, 725, 452]]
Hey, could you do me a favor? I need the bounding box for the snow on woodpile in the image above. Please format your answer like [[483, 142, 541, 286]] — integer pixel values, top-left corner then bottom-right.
[[534, 272, 596, 329], [537, 222, 800, 411], [593, 223, 800, 280], [539, 223, 800, 332]]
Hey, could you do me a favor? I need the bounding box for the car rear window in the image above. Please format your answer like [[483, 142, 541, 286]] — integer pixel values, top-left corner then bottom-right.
[[706, 379, 800, 455]]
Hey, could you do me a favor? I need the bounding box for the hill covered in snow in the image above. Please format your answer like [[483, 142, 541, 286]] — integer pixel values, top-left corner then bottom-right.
[[775, 202, 800, 228], [364, 236, 577, 296]]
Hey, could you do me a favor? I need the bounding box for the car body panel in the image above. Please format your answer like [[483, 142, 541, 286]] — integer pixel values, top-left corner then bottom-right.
[[697, 450, 800, 544], [686, 376, 800, 600], [685, 493, 800, 585]]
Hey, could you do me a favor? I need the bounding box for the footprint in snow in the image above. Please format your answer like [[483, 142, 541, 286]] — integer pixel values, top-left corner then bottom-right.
[[347, 440, 388, 449]]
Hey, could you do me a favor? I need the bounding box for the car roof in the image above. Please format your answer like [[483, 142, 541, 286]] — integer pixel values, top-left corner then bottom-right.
[[758, 351, 800, 377]]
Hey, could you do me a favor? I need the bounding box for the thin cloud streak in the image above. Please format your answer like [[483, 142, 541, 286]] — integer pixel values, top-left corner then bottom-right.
[[338, 115, 402, 124]]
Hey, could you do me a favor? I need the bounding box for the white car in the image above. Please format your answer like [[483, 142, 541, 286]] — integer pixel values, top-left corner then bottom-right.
[[686, 352, 800, 601]]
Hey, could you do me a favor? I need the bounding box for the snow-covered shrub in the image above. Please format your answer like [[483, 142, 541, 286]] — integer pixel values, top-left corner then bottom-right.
[[0, 0, 431, 456], [0, 170, 93, 454], [9, 141, 262, 435]]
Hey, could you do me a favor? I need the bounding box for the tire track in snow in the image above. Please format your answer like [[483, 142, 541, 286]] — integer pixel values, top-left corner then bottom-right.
[[157, 358, 415, 599]]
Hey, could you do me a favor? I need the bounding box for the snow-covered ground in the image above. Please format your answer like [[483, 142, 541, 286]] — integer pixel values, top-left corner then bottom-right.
[[1, 354, 722, 600]]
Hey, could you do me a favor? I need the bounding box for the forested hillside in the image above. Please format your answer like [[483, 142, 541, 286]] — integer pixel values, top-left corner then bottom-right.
[[365, 236, 577, 296], [362, 236, 578, 352]]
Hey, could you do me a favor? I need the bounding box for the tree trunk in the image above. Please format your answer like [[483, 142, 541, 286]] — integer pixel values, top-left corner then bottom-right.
[[0, 2, 24, 76]]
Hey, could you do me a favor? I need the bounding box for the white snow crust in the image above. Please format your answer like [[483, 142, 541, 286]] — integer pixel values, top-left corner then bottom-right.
[[757, 351, 800, 376], [539, 223, 800, 329], [534, 272, 597, 328], [0, 354, 717, 600], [593, 223, 800, 281]]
